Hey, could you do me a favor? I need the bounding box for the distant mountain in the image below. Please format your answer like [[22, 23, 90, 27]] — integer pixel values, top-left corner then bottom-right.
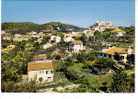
[[2, 22, 85, 33], [42, 22, 85, 32], [2, 22, 39, 33]]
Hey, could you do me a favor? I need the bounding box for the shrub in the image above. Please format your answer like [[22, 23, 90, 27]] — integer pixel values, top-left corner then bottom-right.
[[65, 63, 84, 81], [89, 58, 115, 74], [1, 80, 38, 92], [110, 71, 134, 92]]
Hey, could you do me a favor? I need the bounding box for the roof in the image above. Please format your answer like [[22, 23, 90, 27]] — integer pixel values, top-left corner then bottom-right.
[[103, 47, 128, 55], [74, 40, 82, 45], [28, 60, 54, 71], [32, 50, 48, 54], [2, 45, 16, 53], [32, 54, 47, 61], [111, 28, 125, 33], [33, 54, 47, 59]]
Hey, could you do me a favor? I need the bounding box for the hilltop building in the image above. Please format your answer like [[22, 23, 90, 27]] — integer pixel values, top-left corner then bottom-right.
[[90, 21, 114, 32]]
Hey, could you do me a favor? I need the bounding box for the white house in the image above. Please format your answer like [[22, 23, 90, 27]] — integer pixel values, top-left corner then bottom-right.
[[28, 60, 54, 82], [1, 30, 6, 36], [29, 31, 39, 38], [83, 29, 94, 37], [102, 46, 134, 64], [127, 46, 134, 55], [71, 32, 80, 37], [72, 40, 86, 53], [2, 44, 16, 53], [42, 43, 53, 49], [64, 36, 74, 42], [13, 34, 29, 42], [2, 33, 12, 41], [50, 35, 61, 43], [14, 34, 22, 38], [111, 28, 126, 37], [55, 36, 61, 43]]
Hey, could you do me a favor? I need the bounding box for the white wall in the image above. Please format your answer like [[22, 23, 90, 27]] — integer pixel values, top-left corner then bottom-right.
[[28, 69, 54, 82], [73, 44, 85, 53]]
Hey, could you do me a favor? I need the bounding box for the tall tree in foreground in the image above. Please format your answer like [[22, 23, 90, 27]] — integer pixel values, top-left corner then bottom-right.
[[111, 70, 134, 92]]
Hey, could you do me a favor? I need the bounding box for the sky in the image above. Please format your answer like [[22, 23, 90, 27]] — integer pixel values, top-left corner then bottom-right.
[[2, 0, 135, 27]]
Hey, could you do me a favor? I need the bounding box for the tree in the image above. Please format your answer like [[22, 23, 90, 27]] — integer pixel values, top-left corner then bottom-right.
[[1, 62, 21, 82], [89, 58, 115, 74], [65, 63, 84, 81], [111, 71, 132, 92], [80, 33, 87, 46], [127, 54, 135, 65], [1, 80, 38, 92]]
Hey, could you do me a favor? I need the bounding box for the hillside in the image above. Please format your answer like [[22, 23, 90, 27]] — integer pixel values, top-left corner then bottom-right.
[[41, 22, 85, 32], [2, 22, 85, 33]]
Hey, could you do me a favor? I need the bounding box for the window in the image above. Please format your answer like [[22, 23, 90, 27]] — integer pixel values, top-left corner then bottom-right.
[[48, 77, 51, 79], [40, 70, 44, 74], [46, 71, 48, 74], [51, 70, 53, 73], [39, 77, 43, 82]]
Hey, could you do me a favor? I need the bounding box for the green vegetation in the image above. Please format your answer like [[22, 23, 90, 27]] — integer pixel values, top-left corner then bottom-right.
[[111, 70, 134, 92], [1, 80, 38, 92], [2, 22, 39, 33], [1, 22, 135, 92], [2, 22, 85, 33], [54, 51, 115, 92]]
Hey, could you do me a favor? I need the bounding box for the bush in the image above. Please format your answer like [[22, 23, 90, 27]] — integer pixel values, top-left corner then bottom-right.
[[1, 80, 38, 92], [65, 63, 84, 81], [89, 58, 115, 74], [110, 71, 134, 92]]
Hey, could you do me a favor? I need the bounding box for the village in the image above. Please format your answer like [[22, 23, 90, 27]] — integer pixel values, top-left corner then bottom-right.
[[1, 21, 135, 92]]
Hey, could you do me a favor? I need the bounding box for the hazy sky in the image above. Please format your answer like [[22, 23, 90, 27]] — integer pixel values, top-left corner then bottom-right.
[[2, 0, 135, 27]]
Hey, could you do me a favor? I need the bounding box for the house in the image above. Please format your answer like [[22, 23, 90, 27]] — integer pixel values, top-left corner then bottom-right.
[[32, 54, 47, 61], [39, 32, 45, 37], [102, 46, 128, 55], [1, 31, 15, 41], [83, 29, 94, 37], [2, 45, 16, 53], [102, 46, 134, 64], [111, 28, 126, 37], [28, 60, 54, 82], [13, 34, 29, 42], [1, 30, 6, 37], [29, 31, 39, 38], [72, 40, 86, 53], [64, 36, 74, 42], [50, 35, 61, 43], [42, 43, 53, 49], [64, 34, 74, 42], [71, 32, 80, 36], [55, 36, 61, 43], [2, 33, 12, 41]]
